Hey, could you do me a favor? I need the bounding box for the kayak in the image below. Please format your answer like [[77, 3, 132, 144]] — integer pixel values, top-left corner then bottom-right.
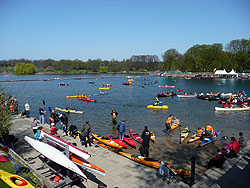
[[150, 131, 155, 143], [58, 83, 69, 86], [199, 131, 221, 147], [0, 170, 35, 188], [70, 154, 105, 176], [171, 119, 180, 131], [187, 133, 202, 143], [177, 94, 197, 98], [66, 95, 88, 99], [129, 128, 143, 144], [119, 152, 191, 175], [106, 134, 128, 148], [92, 133, 122, 149], [103, 84, 112, 87], [175, 89, 183, 92], [79, 98, 96, 103], [180, 127, 189, 144], [123, 134, 136, 148], [159, 85, 175, 88], [122, 82, 129, 85], [157, 93, 176, 97], [89, 81, 94, 84], [55, 107, 84, 114], [146, 105, 168, 109], [90, 135, 109, 150], [215, 107, 250, 111], [99, 87, 110, 90]]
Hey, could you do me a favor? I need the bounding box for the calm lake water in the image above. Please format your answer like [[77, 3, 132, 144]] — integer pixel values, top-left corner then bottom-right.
[[1, 73, 250, 179]]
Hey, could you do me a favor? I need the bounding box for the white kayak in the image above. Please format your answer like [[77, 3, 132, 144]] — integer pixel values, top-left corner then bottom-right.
[[42, 131, 90, 160], [215, 107, 250, 111], [177, 94, 197, 98], [24, 136, 87, 179]]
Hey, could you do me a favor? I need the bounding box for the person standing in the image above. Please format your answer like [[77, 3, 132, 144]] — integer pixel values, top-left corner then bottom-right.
[[59, 113, 68, 136], [239, 132, 247, 147], [81, 120, 92, 147], [31, 117, 39, 134], [118, 120, 126, 140], [25, 101, 30, 118], [39, 104, 46, 124], [165, 114, 173, 135], [111, 109, 118, 126], [141, 126, 151, 157]]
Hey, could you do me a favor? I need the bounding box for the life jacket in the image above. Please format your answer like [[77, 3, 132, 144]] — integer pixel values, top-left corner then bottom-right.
[[205, 125, 213, 131], [230, 104, 233, 108], [9, 105, 14, 110], [50, 126, 56, 134], [211, 130, 216, 137], [242, 103, 245, 108], [166, 116, 173, 124], [112, 112, 116, 118], [197, 128, 203, 135]]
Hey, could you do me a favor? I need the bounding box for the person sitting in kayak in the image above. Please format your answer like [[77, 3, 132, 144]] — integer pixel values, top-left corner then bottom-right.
[[205, 124, 214, 139], [155, 97, 159, 105], [241, 103, 245, 108], [196, 127, 203, 136], [229, 103, 233, 108], [184, 92, 187, 96], [66, 105, 71, 110], [222, 103, 228, 108], [161, 91, 165, 95], [166, 92, 169, 95]]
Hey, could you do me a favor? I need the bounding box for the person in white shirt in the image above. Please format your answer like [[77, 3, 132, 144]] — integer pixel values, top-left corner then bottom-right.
[[25, 101, 30, 118]]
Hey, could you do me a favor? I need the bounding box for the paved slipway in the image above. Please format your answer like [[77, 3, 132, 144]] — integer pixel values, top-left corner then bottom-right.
[[9, 115, 250, 188]]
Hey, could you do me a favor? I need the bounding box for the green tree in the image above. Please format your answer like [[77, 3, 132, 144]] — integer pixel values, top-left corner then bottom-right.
[[14, 63, 36, 74], [162, 49, 181, 70], [99, 66, 108, 73]]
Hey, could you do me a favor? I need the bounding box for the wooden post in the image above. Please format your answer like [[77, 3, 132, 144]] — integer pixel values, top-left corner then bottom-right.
[[190, 156, 196, 186]]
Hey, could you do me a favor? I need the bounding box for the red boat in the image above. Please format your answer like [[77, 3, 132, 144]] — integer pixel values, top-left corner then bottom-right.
[[106, 134, 128, 148], [175, 88, 183, 92], [129, 128, 143, 144], [123, 134, 136, 148], [79, 98, 96, 102], [122, 82, 129, 85]]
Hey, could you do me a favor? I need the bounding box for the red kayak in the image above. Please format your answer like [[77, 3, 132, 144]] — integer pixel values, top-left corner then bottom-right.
[[123, 134, 136, 148], [129, 128, 143, 144], [79, 98, 96, 102], [103, 84, 112, 87], [175, 88, 183, 92], [106, 134, 128, 148]]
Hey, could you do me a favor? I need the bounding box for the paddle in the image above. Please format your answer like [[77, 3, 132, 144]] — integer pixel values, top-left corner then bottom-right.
[[42, 100, 47, 123]]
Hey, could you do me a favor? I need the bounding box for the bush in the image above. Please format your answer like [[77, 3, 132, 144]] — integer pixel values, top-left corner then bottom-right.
[[14, 63, 36, 74]]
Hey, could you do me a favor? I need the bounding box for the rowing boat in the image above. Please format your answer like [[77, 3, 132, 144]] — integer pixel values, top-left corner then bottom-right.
[[55, 107, 84, 114], [215, 107, 250, 111]]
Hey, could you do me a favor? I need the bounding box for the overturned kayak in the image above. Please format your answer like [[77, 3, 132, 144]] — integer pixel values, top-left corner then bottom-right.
[[146, 105, 168, 109], [55, 107, 84, 114], [199, 131, 221, 147], [215, 107, 250, 111], [119, 152, 191, 175], [129, 128, 143, 144], [92, 133, 122, 149], [0, 170, 35, 188]]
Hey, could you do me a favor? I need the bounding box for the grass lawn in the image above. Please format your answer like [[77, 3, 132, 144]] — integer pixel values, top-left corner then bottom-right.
[[0, 155, 42, 187]]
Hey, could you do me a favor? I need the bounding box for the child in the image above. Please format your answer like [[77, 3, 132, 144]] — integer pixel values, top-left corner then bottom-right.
[[50, 123, 57, 135]]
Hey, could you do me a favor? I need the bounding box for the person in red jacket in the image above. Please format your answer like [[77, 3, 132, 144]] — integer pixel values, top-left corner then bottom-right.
[[226, 137, 240, 158]]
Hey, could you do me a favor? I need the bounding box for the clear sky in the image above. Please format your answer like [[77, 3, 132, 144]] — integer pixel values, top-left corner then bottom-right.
[[0, 0, 249, 61]]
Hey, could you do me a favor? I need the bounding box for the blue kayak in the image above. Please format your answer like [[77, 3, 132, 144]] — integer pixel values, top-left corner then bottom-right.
[[199, 131, 221, 147]]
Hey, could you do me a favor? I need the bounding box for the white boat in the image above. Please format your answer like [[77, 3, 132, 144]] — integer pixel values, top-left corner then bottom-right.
[[159, 85, 175, 88], [215, 107, 250, 111], [24, 136, 87, 179], [42, 131, 90, 160], [177, 94, 197, 98]]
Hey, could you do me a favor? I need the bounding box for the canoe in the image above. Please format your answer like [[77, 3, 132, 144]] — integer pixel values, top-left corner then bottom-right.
[[180, 127, 189, 144], [42, 131, 90, 160], [177, 94, 197, 98], [24, 136, 87, 179], [92, 133, 122, 149], [146, 105, 168, 109], [99, 87, 110, 90], [159, 85, 175, 88], [0, 170, 35, 188], [123, 134, 136, 148], [70, 154, 105, 176], [55, 107, 84, 114], [79, 98, 96, 103], [171, 119, 180, 131], [199, 131, 221, 147], [150, 131, 155, 143], [106, 134, 128, 148], [129, 128, 143, 144], [215, 107, 250, 111], [66, 95, 88, 99], [187, 133, 202, 143], [119, 152, 191, 175]]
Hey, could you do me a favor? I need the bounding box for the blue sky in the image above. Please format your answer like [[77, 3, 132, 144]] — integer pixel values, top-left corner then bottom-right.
[[0, 0, 249, 61]]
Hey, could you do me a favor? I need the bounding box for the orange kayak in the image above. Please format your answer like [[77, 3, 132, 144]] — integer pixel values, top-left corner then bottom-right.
[[92, 133, 122, 149]]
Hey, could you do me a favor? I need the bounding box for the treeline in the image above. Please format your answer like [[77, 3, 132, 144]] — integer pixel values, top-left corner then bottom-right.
[[0, 38, 249, 74]]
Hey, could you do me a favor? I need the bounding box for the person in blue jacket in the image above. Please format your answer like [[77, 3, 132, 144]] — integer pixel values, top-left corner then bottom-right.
[[118, 120, 126, 140]]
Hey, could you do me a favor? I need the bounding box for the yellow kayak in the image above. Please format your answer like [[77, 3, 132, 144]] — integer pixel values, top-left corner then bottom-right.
[[99, 87, 110, 90], [187, 133, 202, 143], [55, 107, 84, 114], [180, 127, 189, 144], [0, 170, 35, 188], [171, 119, 180, 131], [66, 95, 88, 99], [119, 152, 191, 175], [92, 133, 122, 149], [146, 105, 168, 109], [150, 131, 155, 143]]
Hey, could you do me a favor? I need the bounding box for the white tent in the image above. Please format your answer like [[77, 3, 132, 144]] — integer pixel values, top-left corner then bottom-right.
[[214, 69, 228, 75], [214, 69, 238, 78], [228, 69, 238, 77]]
